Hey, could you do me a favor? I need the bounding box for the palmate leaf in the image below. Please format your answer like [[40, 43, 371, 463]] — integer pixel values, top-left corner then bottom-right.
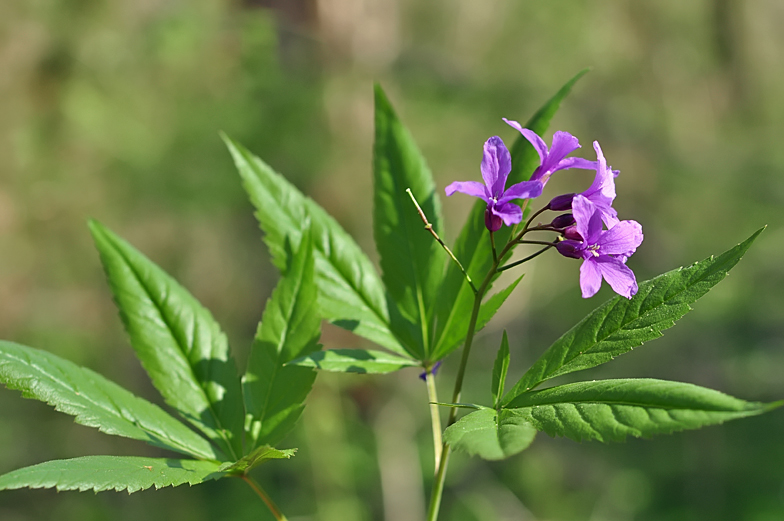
[[504, 379, 782, 443], [0, 341, 219, 461], [373, 85, 443, 360], [503, 228, 764, 403], [443, 408, 537, 461], [432, 70, 589, 360], [223, 135, 408, 357], [288, 348, 419, 374], [243, 226, 321, 449], [90, 221, 244, 459], [0, 456, 224, 494]]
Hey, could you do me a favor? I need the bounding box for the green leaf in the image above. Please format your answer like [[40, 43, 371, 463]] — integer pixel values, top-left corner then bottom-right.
[[504, 379, 782, 443], [288, 349, 419, 374], [243, 226, 321, 450], [504, 228, 764, 403], [0, 341, 219, 461], [443, 408, 537, 461], [0, 456, 224, 493], [219, 445, 296, 475], [492, 332, 510, 409], [433, 70, 588, 359], [431, 274, 523, 361], [89, 221, 244, 459], [373, 84, 443, 360], [223, 135, 406, 357]]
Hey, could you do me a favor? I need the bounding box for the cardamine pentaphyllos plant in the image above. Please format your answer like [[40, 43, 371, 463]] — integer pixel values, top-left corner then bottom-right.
[[0, 70, 781, 521]]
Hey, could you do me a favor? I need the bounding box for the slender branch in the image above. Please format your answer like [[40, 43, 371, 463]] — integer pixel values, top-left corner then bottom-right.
[[241, 475, 288, 521], [517, 239, 558, 247], [497, 245, 553, 272], [425, 370, 442, 471], [407, 188, 477, 294], [490, 231, 498, 264]]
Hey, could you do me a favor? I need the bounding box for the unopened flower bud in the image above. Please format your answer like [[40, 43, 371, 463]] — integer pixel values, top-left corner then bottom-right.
[[563, 225, 583, 241], [484, 208, 503, 232], [556, 239, 583, 259], [548, 193, 575, 211], [550, 213, 575, 229]]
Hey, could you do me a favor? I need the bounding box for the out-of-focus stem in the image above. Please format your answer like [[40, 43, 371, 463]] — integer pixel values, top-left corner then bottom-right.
[[241, 475, 288, 521], [425, 370, 443, 471]]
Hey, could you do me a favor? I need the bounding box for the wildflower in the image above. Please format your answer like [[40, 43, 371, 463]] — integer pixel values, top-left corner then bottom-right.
[[556, 195, 643, 299], [445, 136, 543, 231]]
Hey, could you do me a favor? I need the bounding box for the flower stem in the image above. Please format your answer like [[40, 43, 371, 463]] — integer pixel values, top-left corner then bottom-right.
[[490, 231, 498, 264], [497, 245, 553, 272], [407, 188, 477, 294], [241, 475, 288, 521], [425, 370, 443, 471]]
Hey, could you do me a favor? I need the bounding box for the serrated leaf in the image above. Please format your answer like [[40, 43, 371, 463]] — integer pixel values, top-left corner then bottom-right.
[[492, 332, 510, 409], [373, 84, 443, 360], [433, 70, 588, 359], [223, 135, 407, 357], [504, 378, 782, 442], [0, 456, 224, 494], [444, 408, 537, 461], [243, 226, 321, 450], [504, 228, 764, 403], [288, 348, 419, 374], [431, 275, 523, 361], [89, 221, 244, 459], [0, 341, 219, 461], [220, 445, 296, 475]]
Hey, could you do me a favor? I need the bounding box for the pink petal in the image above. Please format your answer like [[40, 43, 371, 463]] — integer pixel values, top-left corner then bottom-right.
[[445, 181, 490, 202], [481, 136, 511, 196], [579, 259, 603, 298], [598, 220, 643, 256], [572, 195, 602, 245], [595, 256, 638, 299], [504, 118, 547, 165], [492, 202, 523, 226], [498, 180, 544, 204]]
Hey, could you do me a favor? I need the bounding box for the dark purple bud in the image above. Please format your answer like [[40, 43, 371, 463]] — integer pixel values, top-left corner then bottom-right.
[[548, 193, 575, 211], [484, 208, 502, 232], [550, 213, 575, 229], [419, 361, 442, 381], [556, 239, 584, 259], [563, 225, 583, 241]]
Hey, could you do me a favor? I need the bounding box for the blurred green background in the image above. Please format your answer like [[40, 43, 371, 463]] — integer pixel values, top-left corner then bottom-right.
[[1, 1, 783, 520]]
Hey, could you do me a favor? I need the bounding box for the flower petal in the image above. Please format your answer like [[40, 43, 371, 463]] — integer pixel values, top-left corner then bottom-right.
[[498, 180, 544, 204], [504, 118, 547, 165], [579, 259, 603, 298], [481, 136, 512, 197], [597, 219, 643, 257], [445, 181, 489, 202], [595, 255, 638, 299], [572, 195, 602, 245], [491, 201, 523, 226], [543, 131, 580, 172]]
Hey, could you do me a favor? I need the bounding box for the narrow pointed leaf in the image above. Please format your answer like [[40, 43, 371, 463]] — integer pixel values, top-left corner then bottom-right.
[[431, 274, 523, 361], [0, 341, 219, 460], [288, 348, 419, 374], [223, 135, 407, 356], [504, 378, 782, 443], [0, 456, 224, 493], [505, 228, 764, 403], [243, 227, 321, 450], [90, 221, 244, 459], [373, 84, 443, 360], [492, 332, 510, 408], [220, 445, 296, 474], [434, 70, 589, 359], [444, 408, 537, 461]]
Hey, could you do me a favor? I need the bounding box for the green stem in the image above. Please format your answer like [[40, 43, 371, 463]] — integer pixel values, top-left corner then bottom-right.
[[242, 475, 288, 521], [425, 370, 443, 471], [497, 245, 553, 272]]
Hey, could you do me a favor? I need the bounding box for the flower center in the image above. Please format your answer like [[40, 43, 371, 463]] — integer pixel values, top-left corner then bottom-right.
[[588, 244, 600, 257]]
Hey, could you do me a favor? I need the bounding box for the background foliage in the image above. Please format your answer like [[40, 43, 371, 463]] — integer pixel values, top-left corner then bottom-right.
[[1, 1, 783, 520]]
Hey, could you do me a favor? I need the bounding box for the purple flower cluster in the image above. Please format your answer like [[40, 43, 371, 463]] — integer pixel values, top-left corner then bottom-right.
[[444, 120, 643, 299]]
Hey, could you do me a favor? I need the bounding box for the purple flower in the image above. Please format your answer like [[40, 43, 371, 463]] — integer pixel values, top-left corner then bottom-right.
[[556, 195, 643, 299], [503, 119, 596, 186], [445, 136, 543, 231]]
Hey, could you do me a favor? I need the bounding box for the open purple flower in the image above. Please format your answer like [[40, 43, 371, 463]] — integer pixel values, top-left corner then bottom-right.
[[445, 136, 543, 231], [556, 195, 643, 299], [503, 119, 596, 186]]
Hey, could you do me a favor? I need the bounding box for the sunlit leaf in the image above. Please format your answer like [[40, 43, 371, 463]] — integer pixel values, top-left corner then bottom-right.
[[492, 332, 510, 409], [444, 408, 537, 461], [288, 348, 419, 374], [219, 445, 296, 475]]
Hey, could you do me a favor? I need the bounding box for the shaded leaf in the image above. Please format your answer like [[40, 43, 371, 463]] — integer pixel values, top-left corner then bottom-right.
[[373, 84, 443, 360], [288, 349, 419, 374], [220, 445, 296, 475], [504, 378, 782, 442], [243, 226, 321, 449], [444, 408, 537, 461], [0, 456, 224, 493], [224, 135, 406, 356], [504, 228, 764, 402], [0, 341, 219, 461], [492, 331, 510, 409], [90, 221, 244, 459]]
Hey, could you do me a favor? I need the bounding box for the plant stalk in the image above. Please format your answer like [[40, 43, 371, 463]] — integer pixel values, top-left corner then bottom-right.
[[425, 370, 443, 471], [242, 475, 288, 521]]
